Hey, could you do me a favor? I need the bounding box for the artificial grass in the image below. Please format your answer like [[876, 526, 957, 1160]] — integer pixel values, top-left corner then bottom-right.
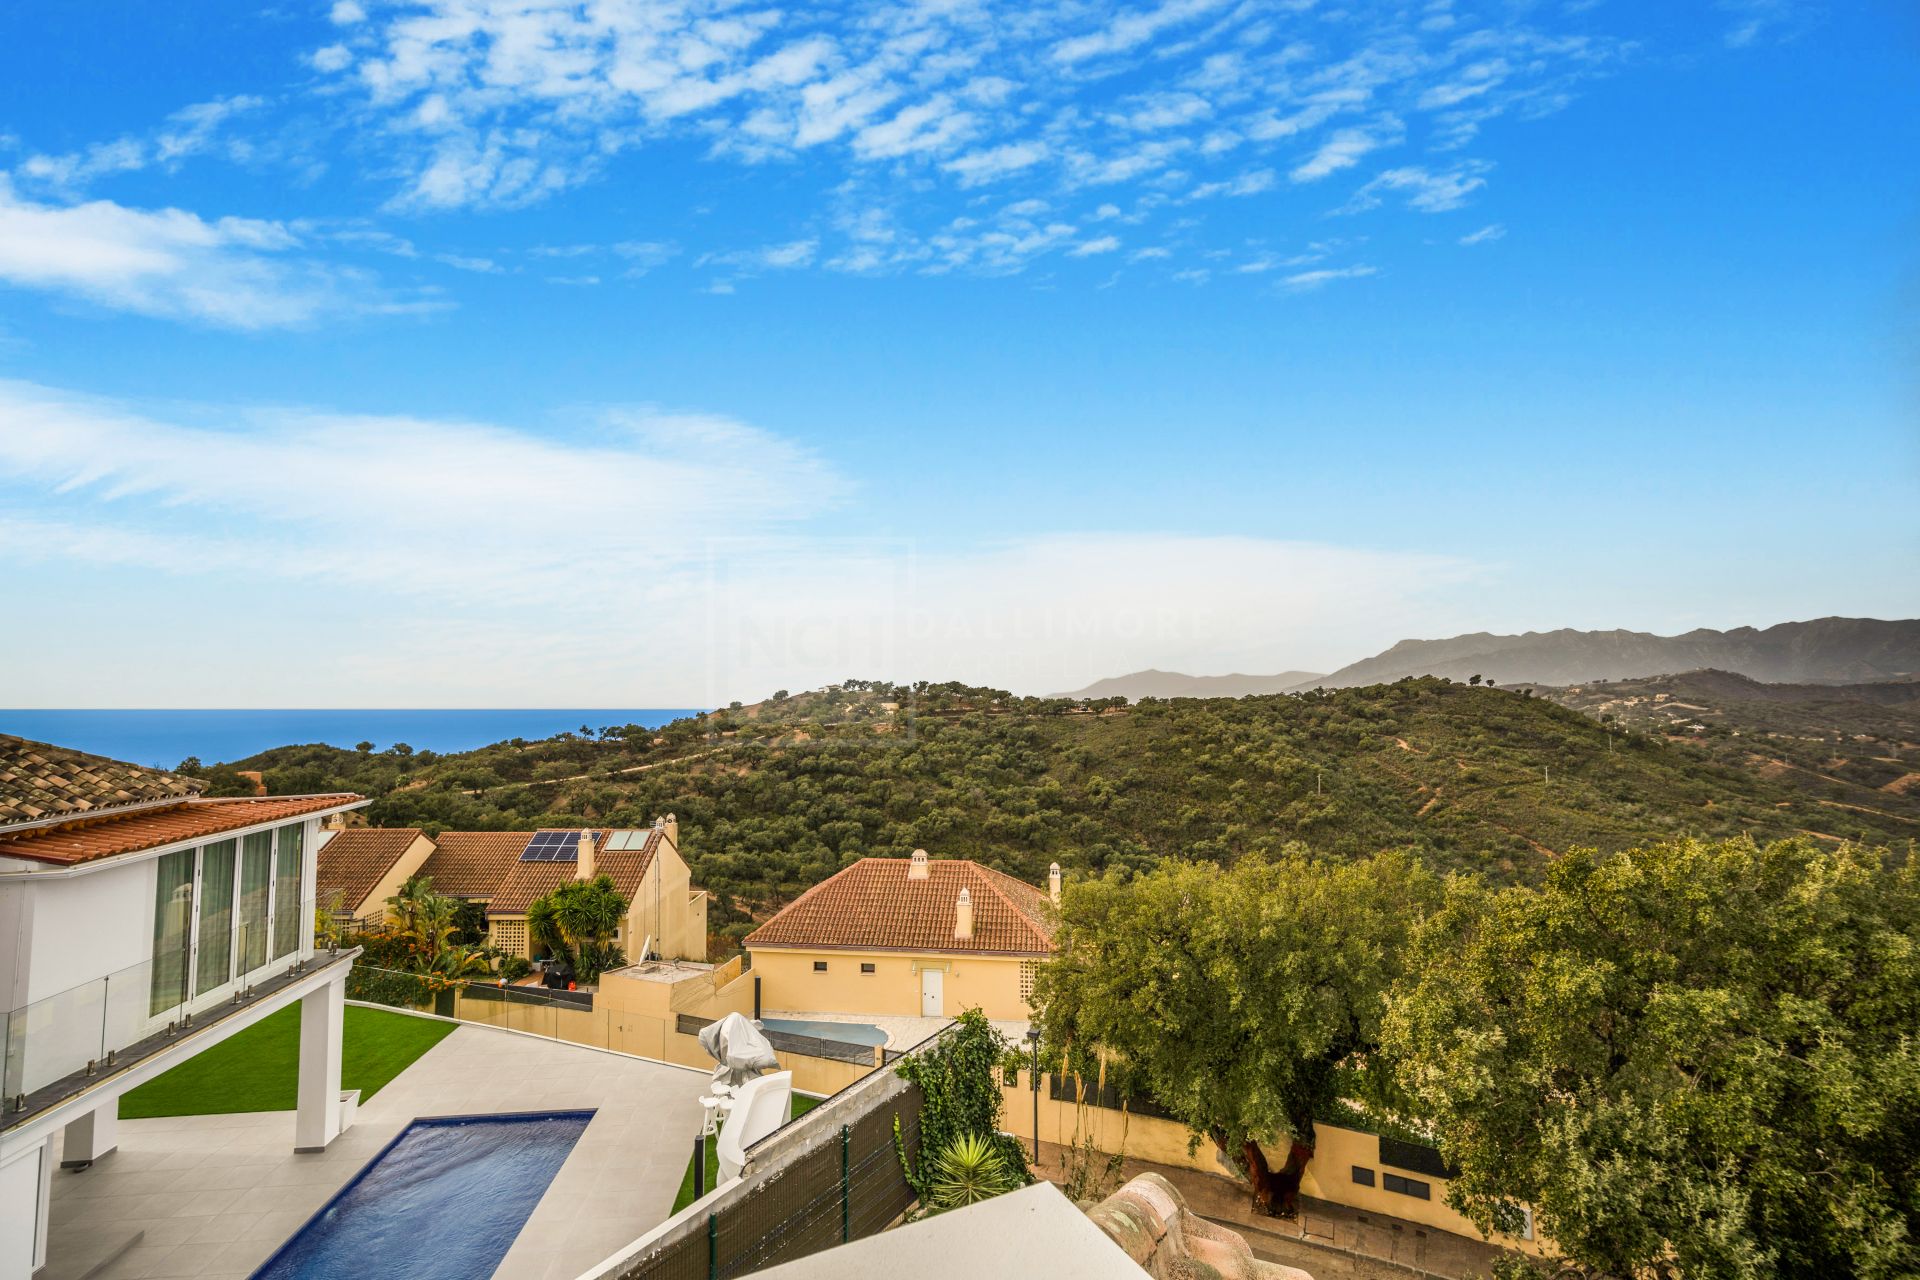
[[119, 1003, 457, 1119], [671, 1094, 821, 1214]]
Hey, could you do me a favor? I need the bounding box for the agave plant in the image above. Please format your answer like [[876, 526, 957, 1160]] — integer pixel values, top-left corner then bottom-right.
[[928, 1132, 1016, 1211]]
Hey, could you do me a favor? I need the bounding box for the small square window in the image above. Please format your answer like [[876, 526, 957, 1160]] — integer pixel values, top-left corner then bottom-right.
[[813, 960, 828, 972], [860, 962, 876, 974], [1383, 1173, 1431, 1200], [1351, 1166, 1375, 1187]]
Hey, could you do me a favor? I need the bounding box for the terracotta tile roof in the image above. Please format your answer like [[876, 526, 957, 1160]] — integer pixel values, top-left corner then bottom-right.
[[318, 827, 425, 915], [0, 795, 364, 866], [1, 733, 202, 827], [745, 858, 1056, 956], [415, 830, 534, 900], [488, 829, 661, 916]]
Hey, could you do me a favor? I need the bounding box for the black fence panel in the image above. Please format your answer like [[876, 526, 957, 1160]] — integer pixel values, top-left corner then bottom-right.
[[608, 1082, 926, 1280], [1045, 1072, 1178, 1121]]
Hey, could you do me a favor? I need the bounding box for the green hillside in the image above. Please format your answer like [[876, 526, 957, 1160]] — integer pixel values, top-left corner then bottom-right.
[[1539, 669, 1920, 826], [197, 678, 1914, 946]]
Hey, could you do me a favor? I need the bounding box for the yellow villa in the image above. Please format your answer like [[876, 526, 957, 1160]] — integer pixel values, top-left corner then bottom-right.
[[317, 815, 707, 962], [745, 849, 1058, 1020]]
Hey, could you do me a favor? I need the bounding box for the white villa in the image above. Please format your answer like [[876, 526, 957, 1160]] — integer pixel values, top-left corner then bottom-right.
[[0, 734, 366, 1279]]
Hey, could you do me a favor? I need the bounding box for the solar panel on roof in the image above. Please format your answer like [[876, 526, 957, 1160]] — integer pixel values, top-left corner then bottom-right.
[[519, 829, 601, 862]]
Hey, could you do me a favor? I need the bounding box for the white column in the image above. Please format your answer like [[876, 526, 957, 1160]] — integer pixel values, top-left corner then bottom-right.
[[60, 1101, 120, 1168], [294, 975, 345, 1152], [0, 1136, 53, 1280]]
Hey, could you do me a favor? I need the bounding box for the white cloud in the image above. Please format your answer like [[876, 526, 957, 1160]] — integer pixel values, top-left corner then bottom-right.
[[0, 177, 419, 328], [0, 379, 1476, 704], [1343, 162, 1492, 213], [1070, 235, 1122, 257], [18, 96, 264, 192], [1052, 0, 1232, 65], [436, 252, 501, 272], [330, 0, 366, 24], [944, 141, 1049, 187], [1290, 125, 1399, 183], [273, 0, 1625, 283], [1282, 264, 1378, 290], [1718, 0, 1815, 48], [1458, 222, 1505, 245]]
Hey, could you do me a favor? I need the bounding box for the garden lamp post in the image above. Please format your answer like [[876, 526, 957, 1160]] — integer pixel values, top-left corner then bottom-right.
[[1026, 1027, 1042, 1162]]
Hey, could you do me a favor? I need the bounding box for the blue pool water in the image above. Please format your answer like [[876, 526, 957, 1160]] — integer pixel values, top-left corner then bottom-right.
[[250, 1111, 593, 1280], [761, 1017, 888, 1047]]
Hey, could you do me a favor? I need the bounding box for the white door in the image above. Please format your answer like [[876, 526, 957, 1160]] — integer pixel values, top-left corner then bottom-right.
[[920, 967, 943, 1017]]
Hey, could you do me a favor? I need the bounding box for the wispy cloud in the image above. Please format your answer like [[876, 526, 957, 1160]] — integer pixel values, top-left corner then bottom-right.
[[1342, 162, 1493, 213], [1718, 0, 1818, 48], [289, 0, 1621, 282], [1458, 222, 1505, 245], [1282, 264, 1378, 291], [1290, 125, 1401, 183], [0, 379, 1478, 704], [16, 97, 265, 193], [0, 176, 426, 328]]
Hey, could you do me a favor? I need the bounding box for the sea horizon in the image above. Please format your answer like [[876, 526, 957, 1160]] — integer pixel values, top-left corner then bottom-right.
[[0, 709, 707, 771]]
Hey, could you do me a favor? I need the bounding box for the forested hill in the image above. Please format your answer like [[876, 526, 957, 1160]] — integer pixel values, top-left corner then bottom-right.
[[195, 678, 1915, 945]]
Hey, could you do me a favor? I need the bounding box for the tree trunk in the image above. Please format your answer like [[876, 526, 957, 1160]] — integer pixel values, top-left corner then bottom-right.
[[1269, 1137, 1314, 1218], [1211, 1131, 1294, 1217]]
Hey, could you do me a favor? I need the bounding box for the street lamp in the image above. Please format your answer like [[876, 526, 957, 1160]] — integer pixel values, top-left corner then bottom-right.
[[1025, 1027, 1042, 1162]]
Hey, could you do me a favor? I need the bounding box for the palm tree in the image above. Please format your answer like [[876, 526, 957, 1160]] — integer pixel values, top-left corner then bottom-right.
[[417, 894, 460, 967], [385, 874, 435, 938]]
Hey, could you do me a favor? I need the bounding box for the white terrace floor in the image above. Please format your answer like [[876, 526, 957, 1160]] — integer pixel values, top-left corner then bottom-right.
[[43, 1017, 708, 1280]]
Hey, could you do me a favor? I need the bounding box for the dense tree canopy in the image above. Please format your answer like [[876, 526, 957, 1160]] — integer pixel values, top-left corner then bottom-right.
[[1383, 837, 1920, 1280], [1035, 849, 1443, 1214]]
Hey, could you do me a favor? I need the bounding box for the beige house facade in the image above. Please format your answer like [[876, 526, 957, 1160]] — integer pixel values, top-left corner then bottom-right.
[[314, 825, 434, 925], [745, 850, 1057, 1021], [318, 816, 708, 963]]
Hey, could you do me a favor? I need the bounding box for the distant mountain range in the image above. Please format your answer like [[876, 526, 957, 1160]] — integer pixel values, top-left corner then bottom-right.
[[1061, 617, 1920, 701], [1055, 669, 1325, 701]]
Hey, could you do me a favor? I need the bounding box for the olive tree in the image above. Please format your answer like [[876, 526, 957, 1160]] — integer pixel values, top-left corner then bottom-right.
[[1035, 850, 1440, 1215], [1384, 837, 1920, 1280]]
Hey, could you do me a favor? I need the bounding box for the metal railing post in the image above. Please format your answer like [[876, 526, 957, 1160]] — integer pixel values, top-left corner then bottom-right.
[[706, 1212, 718, 1280]]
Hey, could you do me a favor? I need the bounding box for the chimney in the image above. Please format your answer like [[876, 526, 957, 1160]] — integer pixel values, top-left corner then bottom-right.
[[908, 849, 930, 880], [664, 813, 679, 846], [1049, 862, 1062, 907], [576, 830, 596, 882], [954, 888, 973, 942]]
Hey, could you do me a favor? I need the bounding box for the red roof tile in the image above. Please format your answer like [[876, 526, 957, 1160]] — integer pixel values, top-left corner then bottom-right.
[[0, 795, 364, 866], [488, 830, 661, 916], [415, 831, 534, 900], [745, 857, 1055, 956], [317, 827, 425, 915]]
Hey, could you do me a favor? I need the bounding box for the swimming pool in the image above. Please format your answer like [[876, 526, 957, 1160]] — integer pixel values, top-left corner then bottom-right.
[[249, 1111, 592, 1280], [761, 1017, 888, 1047]]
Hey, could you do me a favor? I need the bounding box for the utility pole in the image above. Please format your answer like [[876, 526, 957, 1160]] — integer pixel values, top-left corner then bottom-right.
[[1316, 769, 1322, 796]]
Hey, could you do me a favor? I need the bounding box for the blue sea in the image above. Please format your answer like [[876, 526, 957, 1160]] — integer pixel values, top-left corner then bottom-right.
[[0, 709, 704, 769]]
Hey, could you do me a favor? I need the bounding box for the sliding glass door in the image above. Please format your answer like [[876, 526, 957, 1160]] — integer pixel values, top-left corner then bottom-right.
[[273, 823, 304, 958], [194, 839, 238, 997], [147, 822, 311, 1019], [239, 830, 273, 975], [150, 849, 195, 1015]]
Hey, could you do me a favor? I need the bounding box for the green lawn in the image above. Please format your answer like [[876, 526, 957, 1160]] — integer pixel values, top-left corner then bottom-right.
[[671, 1094, 821, 1214], [120, 1003, 457, 1119]]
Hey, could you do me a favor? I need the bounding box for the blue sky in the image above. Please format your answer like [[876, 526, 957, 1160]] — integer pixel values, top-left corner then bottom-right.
[[0, 0, 1914, 706]]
